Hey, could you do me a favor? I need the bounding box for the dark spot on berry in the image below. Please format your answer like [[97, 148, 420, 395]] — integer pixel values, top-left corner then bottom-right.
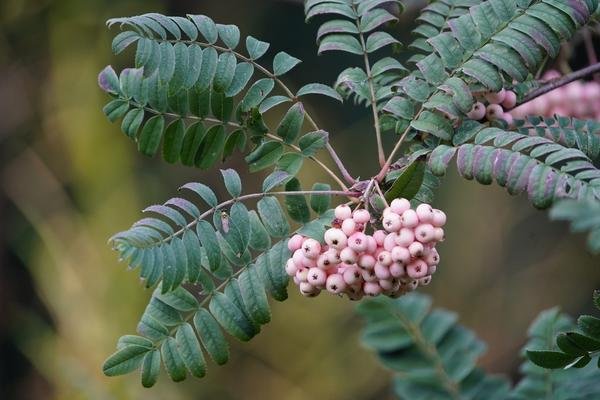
[[331, 285, 337, 290], [332, 239, 338, 245], [312, 274, 318, 279]]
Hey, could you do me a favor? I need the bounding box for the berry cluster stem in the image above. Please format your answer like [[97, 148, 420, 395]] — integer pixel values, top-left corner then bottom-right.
[[516, 61, 600, 107]]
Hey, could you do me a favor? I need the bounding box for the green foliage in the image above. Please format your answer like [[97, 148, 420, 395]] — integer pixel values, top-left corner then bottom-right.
[[357, 293, 511, 399], [526, 291, 600, 371], [550, 199, 600, 253], [383, 0, 598, 135], [511, 305, 600, 400], [427, 124, 600, 209], [99, 13, 338, 175]]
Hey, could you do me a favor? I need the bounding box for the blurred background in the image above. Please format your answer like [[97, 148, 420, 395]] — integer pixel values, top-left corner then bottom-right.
[[1, 0, 599, 399]]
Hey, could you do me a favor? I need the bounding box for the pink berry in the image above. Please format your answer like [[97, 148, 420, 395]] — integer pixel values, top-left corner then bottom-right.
[[324, 228, 347, 249], [287, 234, 304, 252], [419, 276, 432, 286], [307, 267, 327, 287], [467, 102, 486, 120], [366, 235, 377, 253], [348, 232, 368, 253], [302, 238, 321, 259], [341, 218, 356, 236], [358, 254, 376, 270], [415, 223, 435, 243], [433, 227, 445, 242], [293, 276, 300, 285], [382, 212, 402, 232], [407, 259, 428, 279], [415, 203, 434, 223], [317, 253, 333, 270], [363, 282, 382, 296], [428, 265, 437, 274], [391, 246, 411, 264], [390, 198, 411, 214], [501, 112, 514, 127], [501, 90, 517, 109], [396, 228, 415, 247], [583, 83, 600, 102], [432, 209, 446, 227], [566, 81, 584, 102], [379, 279, 394, 291], [343, 266, 362, 285], [373, 230, 387, 246], [299, 282, 318, 296], [486, 104, 504, 120], [425, 248, 440, 266], [292, 249, 305, 266], [374, 263, 391, 280], [401, 209, 419, 228], [377, 251, 392, 266], [353, 209, 370, 224], [301, 256, 317, 268], [285, 259, 298, 276], [362, 268, 378, 282], [486, 88, 506, 104], [334, 204, 352, 220], [340, 247, 358, 265], [408, 241, 425, 257], [295, 268, 309, 282], [389, 262, 406, 278], [326, 274, 346, 294], [383, 232, 398, 251]]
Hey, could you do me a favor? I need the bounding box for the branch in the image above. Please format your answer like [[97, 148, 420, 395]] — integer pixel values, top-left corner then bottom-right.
[[516, 62, 600, 106]]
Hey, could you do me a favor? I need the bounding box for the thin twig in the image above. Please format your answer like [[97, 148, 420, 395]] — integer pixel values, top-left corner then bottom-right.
[[373, 181, 389, 207], [515, 62, 600, 107], [351, 3, 386, 167]]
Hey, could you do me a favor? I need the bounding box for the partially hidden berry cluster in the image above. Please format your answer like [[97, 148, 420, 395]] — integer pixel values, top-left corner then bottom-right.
[[285, 199, 447, 300], [467, 88, 517, 126], [510, 70, 600, 120]]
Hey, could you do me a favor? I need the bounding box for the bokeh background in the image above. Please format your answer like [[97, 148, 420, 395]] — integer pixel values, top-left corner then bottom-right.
[[1, 0, 599, 399]]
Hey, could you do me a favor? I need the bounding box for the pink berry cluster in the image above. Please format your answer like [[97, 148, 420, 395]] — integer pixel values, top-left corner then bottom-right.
[[466, 88, 517, 126], [284, 199, 447, 300], [510, 70, 600, 120]]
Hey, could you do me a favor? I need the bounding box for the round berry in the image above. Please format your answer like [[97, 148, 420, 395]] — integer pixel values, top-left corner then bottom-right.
[[389, 262, 406, 278], [486, 88, 506, 104], [396, 228, 415, 247], [415, 203, 434, 223], [343, 266, 362, 285], [419, 276, 432, 286], [383, 232, 398, 251], [374, 262, 391, 280], [433, 227, 445, 242], [379, 279, 394, 291], [382, 212, 402, 232], [341, 218, 357, 236], [425, 248, 440, 266], [299, 282, 318, 296], [301, 256, 317, 268], [390, 198, 411, 215], [353, 209, 370, 224], [340, 247, 358, 265], [363, 282, 382, 296], [377, 251, 392, 266], [307, 267, 327, 287], [408, 241, 425, 257], [292, 249, 305, 266], [467, 102, 486, 120], [285, 259, 298, 276], [486, 104, 504, 120], [401, 209, 419, 228], [373, 230, 387, 246], [357, 254, 376, 270], [287, 234, 304, 252], [432, 209, 446, 227], [295, 267, 309, 282], [324, 228, 347, 249], [317, 253, 333, 270], [326, 274, 346, 294], [334, 204, 352, 220], [391, 246, 411, 264], [361, 268, 378, 282], [366, 235, 378, 253], [428, 264, 437, 274], [415, 223, 435, 243], [407, 259, 429, 279], [501, 90, 517, 109], [501, 112, 514, 127], [348, 232, 368, 253], [302, 238, 321, 259], [405, 279, 418, 291]]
